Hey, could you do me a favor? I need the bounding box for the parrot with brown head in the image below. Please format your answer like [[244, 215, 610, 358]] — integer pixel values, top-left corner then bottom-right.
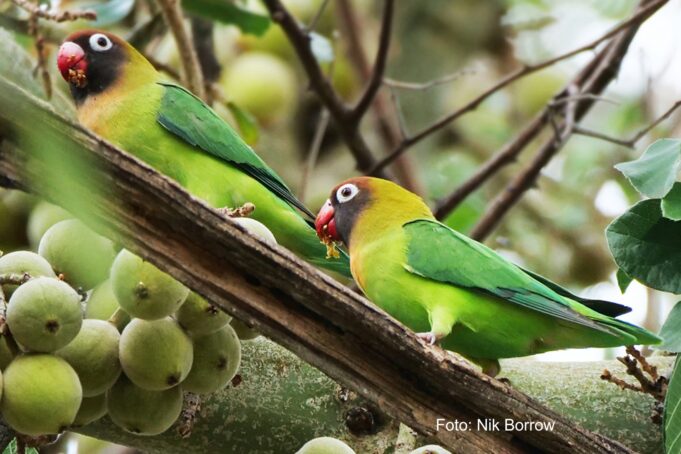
[[56, 30, 349, 276], [315, 176, 660, 376]]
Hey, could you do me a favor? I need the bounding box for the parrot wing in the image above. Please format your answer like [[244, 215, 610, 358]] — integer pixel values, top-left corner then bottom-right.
[[156, 82, 314, 219], [402, 219, 619, 334]]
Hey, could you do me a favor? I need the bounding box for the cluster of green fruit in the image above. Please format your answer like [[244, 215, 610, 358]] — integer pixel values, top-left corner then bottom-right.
[[0, 197, 258, 438]]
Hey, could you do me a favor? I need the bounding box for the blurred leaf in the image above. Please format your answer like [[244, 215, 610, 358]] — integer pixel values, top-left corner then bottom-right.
[[616, 268, 633, 293], [309, 32, 333, 63], [77, 0, 135, 26], [226, 101, 259, 145], [615, 139, 681, 198], [665, 357, 681, 453], [659, 302, 681, 353], [607, 199, 681, 294], [183, 0, 270, 36], [0, 27, 74, 116], [662, 183, 681, 221]]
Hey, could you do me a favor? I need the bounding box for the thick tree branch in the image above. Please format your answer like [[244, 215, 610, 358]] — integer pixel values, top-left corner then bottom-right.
[[156, 0, 206, 100], [261, 0, 384, 177], [369, 0, 668, 175], [433, 0, 666, 226], [0, 77, 633, 453]]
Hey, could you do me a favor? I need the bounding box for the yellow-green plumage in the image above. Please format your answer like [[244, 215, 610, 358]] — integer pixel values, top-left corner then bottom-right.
[[64, 31, 348, 276], [337, 177, 660, 374]]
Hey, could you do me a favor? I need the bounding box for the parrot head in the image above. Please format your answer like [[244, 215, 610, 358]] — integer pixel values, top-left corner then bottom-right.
[[57, 30, 156, 104], [315, 177, 433, 248], [315, 177, 372, 246]]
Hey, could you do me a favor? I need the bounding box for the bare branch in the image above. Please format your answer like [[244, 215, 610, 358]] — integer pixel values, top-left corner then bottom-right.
[[574, 100, 681, 148], [156, 0, 206, 100], [262, 0, 383, 176], [369, 0, 668, 175], [10, 0, 97, 22], [467, 4, 656, 240], [350, 0, 395, 121]]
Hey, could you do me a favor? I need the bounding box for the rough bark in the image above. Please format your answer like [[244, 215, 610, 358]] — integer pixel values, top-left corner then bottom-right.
[[0, 76, 649, 453]]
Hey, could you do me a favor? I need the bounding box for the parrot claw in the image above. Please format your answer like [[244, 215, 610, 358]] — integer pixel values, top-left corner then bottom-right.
[[417, 331, 440, 345]]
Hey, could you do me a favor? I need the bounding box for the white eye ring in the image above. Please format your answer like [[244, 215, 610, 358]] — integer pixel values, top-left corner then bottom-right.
[[89, 33, 113, 52], [336, 183, 359, 203]]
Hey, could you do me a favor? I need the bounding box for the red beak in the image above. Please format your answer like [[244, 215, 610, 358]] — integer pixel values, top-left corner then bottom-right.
[[57, 42, 87, 86], [315, 200, 339, 241]]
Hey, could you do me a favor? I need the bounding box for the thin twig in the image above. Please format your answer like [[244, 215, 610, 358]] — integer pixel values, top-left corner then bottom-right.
[[573, 100, 681, 148], [10, 0, 97, 22], [299, 109, 330, 203], [383, 68, 476, 91], [145, 54, 182, 80], [27, 7, 51, 100], [305, 0, 331, 33], [388, 86, 409, 139], [369, 0, 668, 174], [350, 0, 395, 121], [156, 0, 206, 100]]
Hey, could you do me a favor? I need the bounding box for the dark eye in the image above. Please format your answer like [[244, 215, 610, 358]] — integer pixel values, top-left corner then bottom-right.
[[336, 183, 359, 203], [89, 33, 113, 52]]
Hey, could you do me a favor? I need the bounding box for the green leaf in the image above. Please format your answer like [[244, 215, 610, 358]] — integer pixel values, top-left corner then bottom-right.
[[665, 357, 681, 453], [2, 439, 38, 454], [226, 101, 259, 146], [659, 302, 681, 352], [616, 268, 633, 293], [614, 138, 681, 198], [662, 183, 681, 221], [183, 0, 270, 36], [309, 32, 334, 63], [606, 199, 681, 294]]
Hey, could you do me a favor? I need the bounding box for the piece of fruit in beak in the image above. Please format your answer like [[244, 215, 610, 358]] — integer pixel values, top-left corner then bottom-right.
[[315, 200, 340, 259], [57, 42, 88, 88]]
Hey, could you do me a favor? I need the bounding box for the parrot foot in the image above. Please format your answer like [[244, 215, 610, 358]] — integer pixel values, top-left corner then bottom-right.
[[416, 331, 443, 345], [219, 202, 255, 218]]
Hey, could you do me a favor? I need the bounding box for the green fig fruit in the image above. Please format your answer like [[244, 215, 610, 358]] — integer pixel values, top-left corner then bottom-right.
[[7, 277, 82, 352], [85, 280, 131, 331], [175, 291, 230, 337], [230, 318, 260, 341], [182, 324, 241, 394], [38, 220, 116, 290], [120, 317, 193, 390], [232, 217, 277, 246], [72, 393, 107, 427], [106, 374, 183, 436], [0, 251, 56, 297], [410, 446, 453, 454], [55, 319, 121, 396], [1, 354, 82, 435], [110, 250, 189, 320], [0, 334, 18, 370], [296, 437, 356, 454], [27, 202, 71, 249]]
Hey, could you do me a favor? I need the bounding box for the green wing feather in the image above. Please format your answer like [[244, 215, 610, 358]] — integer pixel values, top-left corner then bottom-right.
[[156, 82, 314, 218], [402, 219, 623, 335]]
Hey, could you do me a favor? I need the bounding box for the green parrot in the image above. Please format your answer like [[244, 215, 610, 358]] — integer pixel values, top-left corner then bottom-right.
[[314, 176, 661, 376], [56, 30, 349, 276]]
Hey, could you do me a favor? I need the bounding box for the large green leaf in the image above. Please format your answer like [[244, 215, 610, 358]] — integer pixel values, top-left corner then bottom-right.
[[614, 139, 681, 198], [659, 302, 681, 353], [665, 357, 681, 453], [662, 183, 681, 221], [183, 0, 270, 36], [616, 268, 633, 293], [606, 199, 681, 294]]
